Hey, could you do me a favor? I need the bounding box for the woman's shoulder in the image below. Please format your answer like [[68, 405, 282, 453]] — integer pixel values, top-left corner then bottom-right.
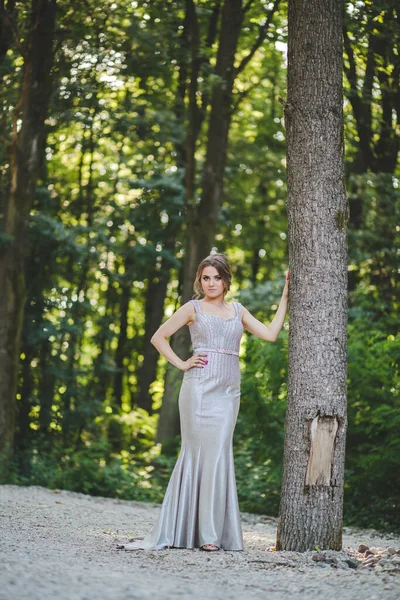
[[168, 300, 196, 318], [182, 300, 197, 317], [164, 301, 196, 327], [183, 299, 197, 326], [182, 299, 197, 311]]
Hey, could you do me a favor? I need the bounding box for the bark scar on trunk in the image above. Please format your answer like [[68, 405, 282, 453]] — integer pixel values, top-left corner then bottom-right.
[[305, 415, 339, 486]]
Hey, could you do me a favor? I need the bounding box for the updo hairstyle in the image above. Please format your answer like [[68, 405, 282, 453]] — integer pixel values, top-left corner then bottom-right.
[[193, 253, 232, 299]]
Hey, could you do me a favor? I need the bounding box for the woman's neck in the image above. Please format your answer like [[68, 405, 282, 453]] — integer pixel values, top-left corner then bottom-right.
[[202, 295, 227, 305]]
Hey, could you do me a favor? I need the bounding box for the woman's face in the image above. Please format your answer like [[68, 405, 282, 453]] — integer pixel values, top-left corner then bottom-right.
[[201, 266, 225, 299]]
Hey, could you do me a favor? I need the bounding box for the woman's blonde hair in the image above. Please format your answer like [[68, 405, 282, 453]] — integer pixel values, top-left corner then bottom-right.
[[193, 253, 232, 299]]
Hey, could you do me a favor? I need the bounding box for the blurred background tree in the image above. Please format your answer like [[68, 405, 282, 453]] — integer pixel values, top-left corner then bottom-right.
[[0, 0, 398, 533]]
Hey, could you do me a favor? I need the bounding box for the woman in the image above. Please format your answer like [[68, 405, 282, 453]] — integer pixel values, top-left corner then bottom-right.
[[120, 253, 289, 552]]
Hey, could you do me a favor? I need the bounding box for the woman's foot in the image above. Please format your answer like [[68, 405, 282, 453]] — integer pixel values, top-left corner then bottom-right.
[[200, 544, 220, 552]]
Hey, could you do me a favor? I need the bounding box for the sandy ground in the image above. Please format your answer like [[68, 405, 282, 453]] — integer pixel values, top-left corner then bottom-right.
[[1, 484, 399, 600]]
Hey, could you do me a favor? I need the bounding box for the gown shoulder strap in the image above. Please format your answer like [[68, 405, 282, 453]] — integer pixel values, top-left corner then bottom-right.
[[190, 298, 201, 312], [234, 301, 243, 320]]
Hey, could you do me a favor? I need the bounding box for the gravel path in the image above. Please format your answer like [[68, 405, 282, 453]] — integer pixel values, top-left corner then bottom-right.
[[1, 484, 399, 600]]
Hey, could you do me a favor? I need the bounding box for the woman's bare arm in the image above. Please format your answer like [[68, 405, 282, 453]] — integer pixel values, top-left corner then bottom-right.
[[242, 276, 289, 342], [150, 302, 207, 371]]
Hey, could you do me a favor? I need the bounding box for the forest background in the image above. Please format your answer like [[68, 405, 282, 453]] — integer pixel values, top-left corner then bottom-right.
[[0, 0, 399, 533]]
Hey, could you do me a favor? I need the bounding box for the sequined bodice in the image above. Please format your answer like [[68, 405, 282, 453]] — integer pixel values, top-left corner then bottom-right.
[[189, 299, 243, 354], [184, 299, 243, 383]]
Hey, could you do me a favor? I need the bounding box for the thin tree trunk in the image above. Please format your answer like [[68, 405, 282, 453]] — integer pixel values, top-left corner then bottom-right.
[[113, 277, 131, 408], [343, 27, 374, 174], [276, 0, 348, 551], [15, 331, 34, 475], [0, 1, 16, 69], [136, 270, 170, 413], [92, 277, 117, 403], [0, 0, 56, 467], [63, 114, 97, 437], [14, 242, 40, 466], [38, 337, 56, 435], [185, 0, 244, 293], [157, 0, 245, 444], [343, 6, 399, 175], [91, 143, 122, 404], [157, 0, 281, 444], [113, 241, 138, 409], [156, 261, 186, 444], [155, 0, 199, 442]]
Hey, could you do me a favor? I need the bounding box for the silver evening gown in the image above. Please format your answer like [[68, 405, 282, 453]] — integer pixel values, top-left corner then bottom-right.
[[122, 298, 244, 551]]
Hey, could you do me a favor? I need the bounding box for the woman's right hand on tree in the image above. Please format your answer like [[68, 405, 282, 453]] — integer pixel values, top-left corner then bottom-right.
[[283, 270, 290, 299]]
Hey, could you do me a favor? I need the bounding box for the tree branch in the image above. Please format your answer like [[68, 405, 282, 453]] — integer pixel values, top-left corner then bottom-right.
[[342, 27, 358, 95], [343, 25, 375, 171], [235, 0, 280, 77], [242, 0, 256, 15], [231, 79, 260, 112], [343, 28, 366, 141], [199, 1, 222, 130], [205, 0, 221, 47], [1, 2, 24, 57]]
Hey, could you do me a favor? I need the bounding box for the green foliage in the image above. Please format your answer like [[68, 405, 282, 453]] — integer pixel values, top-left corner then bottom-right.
[[234, 282, 400, 532], [235, 443, 282, 516], [234, 285, 288, 516], [344, 327, 400, 531], [1, 0, 398, 536], [7, 409, 172, 504]]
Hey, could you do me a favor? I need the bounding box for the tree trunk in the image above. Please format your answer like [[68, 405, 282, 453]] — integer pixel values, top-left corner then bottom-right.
[[113, 279, 131, 408], [15, 330, 34, 475], [276, 0, 348, 551], [156, 263, 187, 444], [0, 1, 16, 70], [156, 325, 189, 444], [0, 0, 56, 467], [157, 0, 245, 443], [343, 6, 399, 175], [63, 115, 97, 436], [157, 0, 281, 444], [136, 271, 170, 413], [38, 337, 56, 436], [184, 0, 244, 296], [92, 275, 117, 404]]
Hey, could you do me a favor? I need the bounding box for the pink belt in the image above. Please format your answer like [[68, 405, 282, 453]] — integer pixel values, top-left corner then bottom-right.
[[194, 347, 239, 357]]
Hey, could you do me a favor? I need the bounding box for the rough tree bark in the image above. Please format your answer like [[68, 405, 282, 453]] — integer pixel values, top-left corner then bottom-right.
[[276, 0, 348, 551], [0, 0, 57, 467]]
